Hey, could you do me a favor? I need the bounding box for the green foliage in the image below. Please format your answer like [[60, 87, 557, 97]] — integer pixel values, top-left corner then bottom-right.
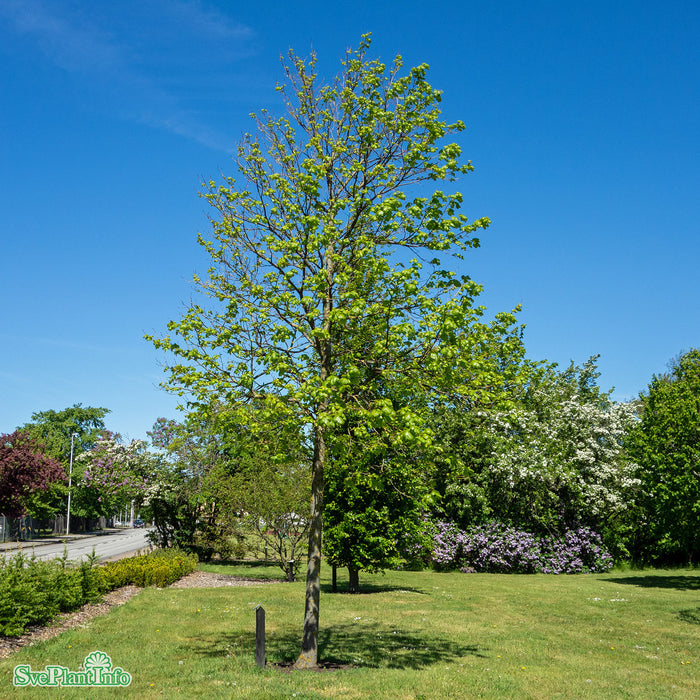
[[0, 550, 102, 637], [231, 459, 310, 579], [17, 405, 111, 523], [19, 405, 109, 464], [628, 348, 700, 565], [147, 34, 523, 665], [144, 411, 247, 560], [0, 548, 196, 637], [324, 400, 432, 586], [432, 357, 641, 559], [98, 548, 198, 590]]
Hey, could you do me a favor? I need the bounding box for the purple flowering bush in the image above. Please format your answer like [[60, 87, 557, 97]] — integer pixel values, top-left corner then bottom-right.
[[428, 520, 613, 574]]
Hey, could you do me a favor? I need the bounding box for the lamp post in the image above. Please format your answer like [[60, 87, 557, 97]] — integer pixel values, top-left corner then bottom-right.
[[66, 433, 78, 535]]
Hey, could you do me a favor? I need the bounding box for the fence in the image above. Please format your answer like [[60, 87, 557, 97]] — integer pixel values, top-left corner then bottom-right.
[[0, 514, 109, 542]]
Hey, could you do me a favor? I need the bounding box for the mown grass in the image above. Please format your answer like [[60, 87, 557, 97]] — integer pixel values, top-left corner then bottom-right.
[[0, 564, 697, 699]]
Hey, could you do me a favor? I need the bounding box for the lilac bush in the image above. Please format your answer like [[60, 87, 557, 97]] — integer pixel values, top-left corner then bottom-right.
[[428, 520, 613, 574]]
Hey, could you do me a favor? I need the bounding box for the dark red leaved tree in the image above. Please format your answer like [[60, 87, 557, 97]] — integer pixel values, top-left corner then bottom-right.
[[0, 431, 65, 518]]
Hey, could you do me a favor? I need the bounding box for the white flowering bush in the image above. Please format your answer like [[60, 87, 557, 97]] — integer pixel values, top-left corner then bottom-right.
[[433, 357, 640, 558], [76, 432, 156, 518]]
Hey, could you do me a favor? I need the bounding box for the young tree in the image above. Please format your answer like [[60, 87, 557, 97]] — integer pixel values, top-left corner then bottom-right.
[[0, 431, 65, 518], [628, 348, 700, 564], [149, 35, 518, 666]]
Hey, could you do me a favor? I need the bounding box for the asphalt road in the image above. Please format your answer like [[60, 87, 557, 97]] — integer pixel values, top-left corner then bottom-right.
[[1, 528, 153, 562]]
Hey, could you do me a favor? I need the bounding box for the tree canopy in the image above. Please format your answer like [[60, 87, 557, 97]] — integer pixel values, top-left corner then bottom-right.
[[628, 348, 700, 564], [20, 404, 110, 463], [149, 35, 524, 666], [0, 431, 65, 518]]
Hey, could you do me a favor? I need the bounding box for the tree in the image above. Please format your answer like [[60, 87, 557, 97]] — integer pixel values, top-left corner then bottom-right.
[[148, 35, 519, 667], [76, 432, 156, 521], [0, 431, 65, 519], [18, 405, 110, 525], [323, 360, 433, 592], [20, 404, 110, 463], [217, 406, 312, 578], [144, 411, 246, 559], [432, 356, 641, 557], [324, 431, 430, 592], [628, 348, 700, 564], [232, 459, 311, 580]]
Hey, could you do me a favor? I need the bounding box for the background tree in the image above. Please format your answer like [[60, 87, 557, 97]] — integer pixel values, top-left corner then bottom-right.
[[18, 405, 110, 527], [628, 348, 700, 565], [145, 411, 245, 559], [218, 405, 311, 578], [75, 432, 156, 522], [20, 405, 110, 462], [432, 356, 641, 558], [148, 36, 520, 667], [0, 431, 65, 519], [323, 359, 434, 593], [324, 427, 430, 593]]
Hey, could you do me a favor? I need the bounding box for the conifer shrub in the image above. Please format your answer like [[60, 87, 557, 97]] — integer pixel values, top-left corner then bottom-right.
[[0, 548, 197, 636]]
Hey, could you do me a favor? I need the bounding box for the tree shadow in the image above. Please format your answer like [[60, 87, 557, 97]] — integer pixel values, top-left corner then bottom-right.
[[602, 575, 700, 591], [188, 620, 484, 670], [321, 582, 427, 596], [678, 608, 700, 625]]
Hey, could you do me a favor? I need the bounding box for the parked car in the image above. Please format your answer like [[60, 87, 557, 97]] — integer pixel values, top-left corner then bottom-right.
[[133, 518, 145, 528]]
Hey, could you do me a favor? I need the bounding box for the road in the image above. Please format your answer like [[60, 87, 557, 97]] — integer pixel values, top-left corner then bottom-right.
[[1, 528, 153, 563]]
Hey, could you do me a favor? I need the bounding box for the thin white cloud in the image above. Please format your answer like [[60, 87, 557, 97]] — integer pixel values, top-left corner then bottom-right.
[[0, 0, 125, 72], [0, 0, 258, 151], [164, 0, 254, 42]]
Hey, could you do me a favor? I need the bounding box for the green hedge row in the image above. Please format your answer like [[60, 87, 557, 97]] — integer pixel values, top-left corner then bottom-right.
[[99, 548, 198, 590], [0, 548, 198, 637]]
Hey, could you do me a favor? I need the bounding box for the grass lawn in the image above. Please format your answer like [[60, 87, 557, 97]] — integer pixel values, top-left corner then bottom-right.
[[0, 564, 697, 699]]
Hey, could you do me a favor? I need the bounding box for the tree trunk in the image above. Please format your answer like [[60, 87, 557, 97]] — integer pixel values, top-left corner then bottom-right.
[[295, 426, 326, 668], [297, 237, 334, 669], [348, 565, 360, 594], [332, 564, 337, 593]]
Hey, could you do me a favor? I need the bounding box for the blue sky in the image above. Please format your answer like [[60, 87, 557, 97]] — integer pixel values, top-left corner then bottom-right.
[[1, 0, 698, 441]]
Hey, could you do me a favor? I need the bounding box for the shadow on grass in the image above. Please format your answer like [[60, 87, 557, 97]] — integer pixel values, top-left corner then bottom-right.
[[678, 608, 700, 625], [603, 575, 700, 591], [215, 559, 282, 568], [321, 582, 427, 596], [189, 620, 484, 669]]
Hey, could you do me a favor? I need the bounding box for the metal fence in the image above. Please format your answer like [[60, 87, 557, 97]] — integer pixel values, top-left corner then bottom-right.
[[0, 515, 40, 542], [0, 514, 108, 542]]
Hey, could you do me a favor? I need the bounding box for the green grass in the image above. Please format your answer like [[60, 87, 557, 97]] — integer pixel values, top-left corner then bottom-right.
[[199, 561, 288, 580], [0, 565, 697, 699]]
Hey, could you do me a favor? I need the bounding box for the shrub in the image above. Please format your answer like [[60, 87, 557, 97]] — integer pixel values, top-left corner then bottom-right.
[[98, 548, 198, 591], [0, 550, 103, 636], [0, 548, 197, 637], [428, 520, 614, 574]]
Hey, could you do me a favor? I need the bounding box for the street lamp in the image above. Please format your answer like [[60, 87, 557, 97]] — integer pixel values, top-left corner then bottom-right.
[[66, 433, 78, 535]]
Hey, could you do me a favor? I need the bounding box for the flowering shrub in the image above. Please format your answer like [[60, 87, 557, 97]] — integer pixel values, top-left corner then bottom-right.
[[79, 434, 153, 505], [429, 520, 613, 574]]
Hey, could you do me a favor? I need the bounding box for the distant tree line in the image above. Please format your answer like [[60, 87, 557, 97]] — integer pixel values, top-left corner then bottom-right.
[[4, 348, 697, 569]]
